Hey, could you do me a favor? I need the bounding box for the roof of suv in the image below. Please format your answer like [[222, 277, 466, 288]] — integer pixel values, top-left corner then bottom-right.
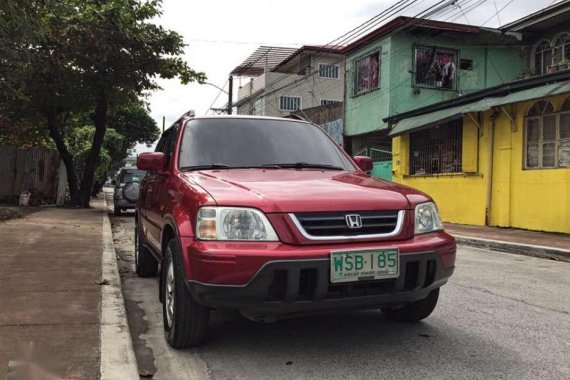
[[186, 115, 310, 123]]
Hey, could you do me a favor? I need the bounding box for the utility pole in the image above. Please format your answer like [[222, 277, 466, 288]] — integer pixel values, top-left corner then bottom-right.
[[162, 116, 165, 132], [227, 75, 233, 115]]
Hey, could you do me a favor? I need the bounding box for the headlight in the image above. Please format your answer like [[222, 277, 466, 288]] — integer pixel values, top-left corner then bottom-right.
[[414, 202, 442, 234], [196, 207, 279, 241]]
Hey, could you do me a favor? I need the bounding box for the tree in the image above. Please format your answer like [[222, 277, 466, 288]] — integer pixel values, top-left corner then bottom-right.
[[0, 0, 204, 207], [106, 102, 160, 173]]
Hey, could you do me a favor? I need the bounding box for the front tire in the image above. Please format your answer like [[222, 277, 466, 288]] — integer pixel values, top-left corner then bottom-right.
[[162, 239, 210, 348], [381, 288, 440, 322], [135, 222, 158, 277]]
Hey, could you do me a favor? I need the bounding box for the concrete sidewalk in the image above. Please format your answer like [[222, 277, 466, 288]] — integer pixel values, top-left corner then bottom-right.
[[445, 223, 570, 262], [0, 198, 137, 379]]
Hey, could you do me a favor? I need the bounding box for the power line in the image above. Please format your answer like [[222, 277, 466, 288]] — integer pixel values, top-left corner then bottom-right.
[[480, 0, 515, 26], [237, 0, 490, 118], [204, 78, 229, 115], [238, 0, 423, 98], [258, 0, 458, 104]]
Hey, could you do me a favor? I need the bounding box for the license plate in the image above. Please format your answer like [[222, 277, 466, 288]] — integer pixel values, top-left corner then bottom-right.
[[330, 248, 399, 283]]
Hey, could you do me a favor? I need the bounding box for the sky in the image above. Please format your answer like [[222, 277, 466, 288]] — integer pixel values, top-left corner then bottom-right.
[[136, 0, 563, 153]]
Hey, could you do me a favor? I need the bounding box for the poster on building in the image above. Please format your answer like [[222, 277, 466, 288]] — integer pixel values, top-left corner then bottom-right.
[[354, 52, 379, 94], [414, 46, 457, 89]]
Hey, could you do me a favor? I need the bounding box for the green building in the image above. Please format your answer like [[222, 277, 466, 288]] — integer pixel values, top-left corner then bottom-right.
[[342, 17, 524, 180]]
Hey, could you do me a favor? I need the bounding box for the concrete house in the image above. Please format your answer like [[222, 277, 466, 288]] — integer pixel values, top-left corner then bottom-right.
[[342, 17, 524, 180], [386, 2, 570, 234], [232, 45, 345, 118]]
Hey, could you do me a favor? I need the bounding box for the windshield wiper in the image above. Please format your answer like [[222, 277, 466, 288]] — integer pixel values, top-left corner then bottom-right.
[[180, 163, 231, 171], [262, 162, 345, 170]]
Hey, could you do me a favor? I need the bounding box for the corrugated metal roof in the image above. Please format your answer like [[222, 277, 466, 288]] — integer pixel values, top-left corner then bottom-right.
[[271, 45, 345, 73], [230, 46, 298, 76], [502, 0, 570, 32], [0, 147, 61, 201], [389, 80, 570, 136]]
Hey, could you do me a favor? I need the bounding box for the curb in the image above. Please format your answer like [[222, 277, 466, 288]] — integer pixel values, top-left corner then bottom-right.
[[453, 234, 570, 263], [99, 196, 139, 380]]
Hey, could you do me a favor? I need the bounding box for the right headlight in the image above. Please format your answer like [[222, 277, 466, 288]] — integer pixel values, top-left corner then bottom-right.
[[414, 202, 442, 234], [196, 206, 279, 241]]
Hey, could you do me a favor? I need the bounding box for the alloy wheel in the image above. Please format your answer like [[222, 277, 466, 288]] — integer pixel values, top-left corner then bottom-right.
[[165, 253, 175, 328]]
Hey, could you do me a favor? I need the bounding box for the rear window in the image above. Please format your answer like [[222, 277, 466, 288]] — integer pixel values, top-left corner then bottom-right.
[[119, 169, 146, 183], [178, 118, 354, 171]]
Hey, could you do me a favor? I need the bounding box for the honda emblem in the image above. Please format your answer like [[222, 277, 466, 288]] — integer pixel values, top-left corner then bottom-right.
[[345, 214, 362, 229]]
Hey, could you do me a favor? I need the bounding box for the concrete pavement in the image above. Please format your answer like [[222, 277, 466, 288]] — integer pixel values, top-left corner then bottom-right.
[[446, 223, 570, 262], [0, 198, 137, 379]]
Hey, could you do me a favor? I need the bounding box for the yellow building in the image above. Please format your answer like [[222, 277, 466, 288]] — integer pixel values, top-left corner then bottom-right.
[[385, 4, 570, 234], [388, 79, 570, 234]]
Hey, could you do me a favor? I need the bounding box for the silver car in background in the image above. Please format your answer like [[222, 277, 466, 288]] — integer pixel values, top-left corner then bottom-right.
[[113, 167, 146, 215]]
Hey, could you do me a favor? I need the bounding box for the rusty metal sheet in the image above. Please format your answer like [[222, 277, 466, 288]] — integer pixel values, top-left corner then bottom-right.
[[0, 146, 61, 202]]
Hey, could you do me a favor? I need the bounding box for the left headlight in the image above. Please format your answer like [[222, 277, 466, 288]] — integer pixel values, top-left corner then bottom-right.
[[414, 202, 442, 234], [196, 207, 279, 241]]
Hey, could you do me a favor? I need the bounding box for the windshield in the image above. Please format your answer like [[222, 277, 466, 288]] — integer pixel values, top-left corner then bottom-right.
[[178, 118, 355, 171]]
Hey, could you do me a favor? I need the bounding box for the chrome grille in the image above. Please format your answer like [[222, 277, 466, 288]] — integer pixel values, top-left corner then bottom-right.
[[290, 210, 403, 239]]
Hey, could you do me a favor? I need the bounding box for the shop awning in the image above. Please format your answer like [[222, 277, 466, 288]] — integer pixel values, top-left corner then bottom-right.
[[389, 80, 570, 136]]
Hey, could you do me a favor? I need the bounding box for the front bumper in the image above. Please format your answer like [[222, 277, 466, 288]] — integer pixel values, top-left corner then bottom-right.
[[189, 252, 452, 319]]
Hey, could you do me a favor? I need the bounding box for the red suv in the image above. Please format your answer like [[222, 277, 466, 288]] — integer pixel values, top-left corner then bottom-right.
[[136, 115, 456, 348]]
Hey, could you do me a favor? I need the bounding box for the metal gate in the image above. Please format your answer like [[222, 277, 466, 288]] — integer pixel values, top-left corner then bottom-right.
[[355, 147, 392, 181]]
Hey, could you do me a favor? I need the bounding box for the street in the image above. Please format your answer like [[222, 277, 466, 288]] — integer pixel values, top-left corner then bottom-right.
[[106, 197, 570, 380]]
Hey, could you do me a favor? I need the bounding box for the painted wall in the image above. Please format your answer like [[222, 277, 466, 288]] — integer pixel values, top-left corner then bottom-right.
[[344, 37, 392, 136], [392, 93, 570, 234], [392, 117, 488, 226], [344, 32, 524, 136], [236, 55, 345, 117]]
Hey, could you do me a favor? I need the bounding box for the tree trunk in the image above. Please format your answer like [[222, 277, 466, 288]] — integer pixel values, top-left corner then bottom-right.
[[91, 172, 106, 197], [46, 110, 80, 205], [78, 92, 108, 207]]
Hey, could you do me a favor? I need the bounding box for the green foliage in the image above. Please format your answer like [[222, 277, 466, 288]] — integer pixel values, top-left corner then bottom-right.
[[68, 126, 124, 183], [0, 0, 203, 205]]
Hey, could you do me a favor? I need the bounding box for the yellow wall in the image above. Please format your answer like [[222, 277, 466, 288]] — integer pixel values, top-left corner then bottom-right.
[[392, 94, 570, 233]]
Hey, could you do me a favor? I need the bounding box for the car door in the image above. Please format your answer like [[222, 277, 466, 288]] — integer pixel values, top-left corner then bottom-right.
[[141, 130, 172, 252], [151, 125, 178, 252]]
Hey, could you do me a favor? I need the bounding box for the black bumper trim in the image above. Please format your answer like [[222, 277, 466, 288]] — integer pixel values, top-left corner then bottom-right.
[[187, 252, 453, 318]]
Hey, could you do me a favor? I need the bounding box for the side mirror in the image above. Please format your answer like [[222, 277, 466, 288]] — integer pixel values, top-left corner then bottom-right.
[[138, 152, 166, 173], [353, 156, 373, 172]]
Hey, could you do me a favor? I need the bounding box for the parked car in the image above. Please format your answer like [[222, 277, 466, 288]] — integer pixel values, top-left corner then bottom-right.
[[135, 115, 456, 348], [113, 167, 146, 215]]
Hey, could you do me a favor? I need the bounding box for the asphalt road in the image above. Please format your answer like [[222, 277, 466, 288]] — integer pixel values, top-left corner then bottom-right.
[[107, 201, 570, 380]]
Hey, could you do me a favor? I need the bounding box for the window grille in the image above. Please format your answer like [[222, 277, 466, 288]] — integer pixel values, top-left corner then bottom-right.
[[319, 63, 340, 79], [552, 33, 570, 66], [353, 51, 380, 96], [413, 45, 457, 90], [320, 99, 341, 106], [409, 119, 463, 175], [534, 41, 552, 75], [526, 98, 570, 168], [279, 96, 301, 111]]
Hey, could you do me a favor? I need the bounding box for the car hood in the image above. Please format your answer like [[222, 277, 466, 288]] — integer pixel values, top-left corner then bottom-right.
[[181, 169, 429, 213]]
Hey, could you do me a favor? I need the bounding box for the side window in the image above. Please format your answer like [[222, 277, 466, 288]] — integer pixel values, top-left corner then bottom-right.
[[155, 131, 170, 153], [165, 126, 178, 158]]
